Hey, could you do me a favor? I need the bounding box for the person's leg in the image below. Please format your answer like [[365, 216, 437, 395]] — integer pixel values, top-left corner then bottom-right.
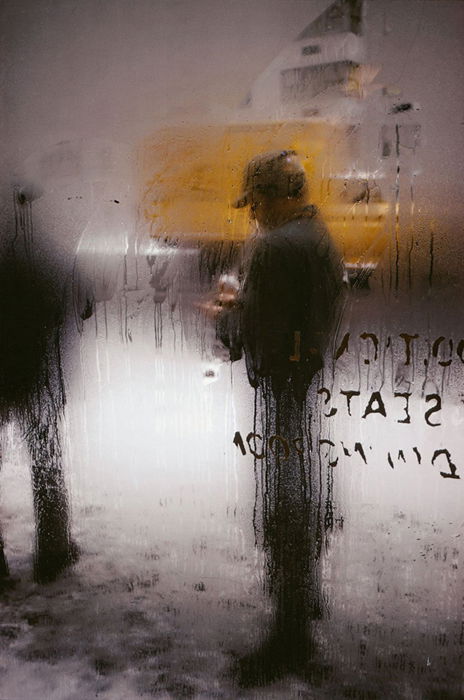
[[0, 529, 9, 581], [24, 386, 78, 583], [269, 384, 322, 648], [238, 381, 327, 684]]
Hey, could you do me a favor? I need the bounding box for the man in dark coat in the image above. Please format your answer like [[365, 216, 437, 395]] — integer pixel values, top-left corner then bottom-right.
[[217, 150, 344, 683], [221, 149, 344, 399]]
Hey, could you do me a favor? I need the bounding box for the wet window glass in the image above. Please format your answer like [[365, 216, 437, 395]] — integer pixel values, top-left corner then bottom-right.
[[1, 1, 463, 698]]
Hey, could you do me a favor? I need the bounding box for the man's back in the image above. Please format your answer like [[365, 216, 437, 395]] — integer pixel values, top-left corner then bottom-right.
[[239, 207, 344, 392]]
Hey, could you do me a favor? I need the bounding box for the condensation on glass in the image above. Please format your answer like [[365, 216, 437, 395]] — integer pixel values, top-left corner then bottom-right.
[[0, 1, 463, 698]]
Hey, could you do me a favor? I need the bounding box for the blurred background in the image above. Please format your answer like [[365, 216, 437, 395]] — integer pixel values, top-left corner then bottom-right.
[[1, 1, 464, 697]]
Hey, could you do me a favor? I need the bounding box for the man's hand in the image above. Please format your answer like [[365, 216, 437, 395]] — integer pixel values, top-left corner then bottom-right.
[[197, 274, 240, 319]]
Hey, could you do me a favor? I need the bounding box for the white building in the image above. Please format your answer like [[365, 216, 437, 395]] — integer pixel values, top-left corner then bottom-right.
[[237, 0, 366, 124], [237, 0, 464, 292]]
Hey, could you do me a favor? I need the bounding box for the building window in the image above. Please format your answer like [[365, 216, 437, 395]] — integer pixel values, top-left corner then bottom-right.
[[302, 45, 321, 56], [281, 61, 358, 102]]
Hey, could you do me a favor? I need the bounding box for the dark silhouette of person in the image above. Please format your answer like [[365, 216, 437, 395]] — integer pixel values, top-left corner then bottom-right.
[[216, 150, 344, 683], [0, 186, 87, 586]]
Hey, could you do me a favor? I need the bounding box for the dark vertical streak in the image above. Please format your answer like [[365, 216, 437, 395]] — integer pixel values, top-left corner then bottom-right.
[[408, 174, 415, 290], [103, 300, 108, 340], [428, 229, 434, 292], [252, 388, 259, 537], [394, 124, 401, 294], [154, 303, 163, 348]]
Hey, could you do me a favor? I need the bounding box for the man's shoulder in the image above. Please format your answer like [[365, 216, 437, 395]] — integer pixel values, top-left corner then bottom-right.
[[268, 208, 331, 249], [245, 208, 340, 270]]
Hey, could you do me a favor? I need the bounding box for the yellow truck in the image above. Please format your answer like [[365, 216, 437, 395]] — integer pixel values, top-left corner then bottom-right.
[[140, 121, 389, 280]]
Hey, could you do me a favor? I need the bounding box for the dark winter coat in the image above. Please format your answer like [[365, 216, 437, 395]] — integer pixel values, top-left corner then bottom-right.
[[219, 206, 344, 395]]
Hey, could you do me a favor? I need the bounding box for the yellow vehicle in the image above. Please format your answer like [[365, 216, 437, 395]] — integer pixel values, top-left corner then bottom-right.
[[140, 121, 389, 271]]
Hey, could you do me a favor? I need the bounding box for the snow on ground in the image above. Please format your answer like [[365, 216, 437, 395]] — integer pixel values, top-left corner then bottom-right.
[[0, 269, 463, 698]]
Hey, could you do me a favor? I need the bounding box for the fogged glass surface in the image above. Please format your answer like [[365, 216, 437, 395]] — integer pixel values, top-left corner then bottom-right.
[[1, 1, 463, 698]]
